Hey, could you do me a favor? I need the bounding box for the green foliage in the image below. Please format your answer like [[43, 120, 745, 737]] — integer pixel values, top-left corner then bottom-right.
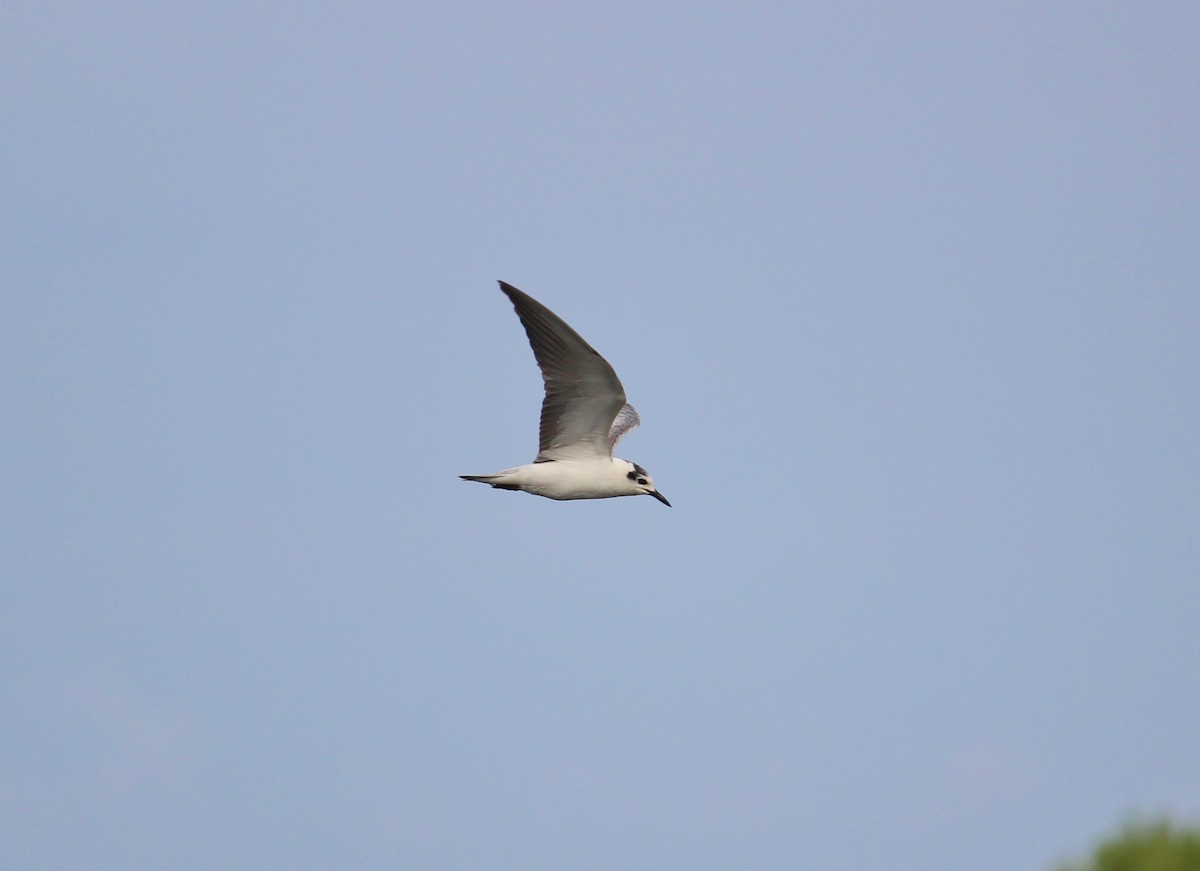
[[1054, 818, 1200, 871]]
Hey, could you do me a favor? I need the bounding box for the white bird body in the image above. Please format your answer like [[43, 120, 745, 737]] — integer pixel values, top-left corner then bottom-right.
[[462, 282, 670, 507], [465, 457, 648, 501]]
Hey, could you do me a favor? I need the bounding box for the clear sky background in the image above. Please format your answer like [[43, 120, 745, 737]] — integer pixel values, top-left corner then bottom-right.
[[4, 3, 1198, 870]]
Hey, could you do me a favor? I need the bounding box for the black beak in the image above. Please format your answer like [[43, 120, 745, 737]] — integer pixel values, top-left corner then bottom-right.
[[649, 490, 671, 507]]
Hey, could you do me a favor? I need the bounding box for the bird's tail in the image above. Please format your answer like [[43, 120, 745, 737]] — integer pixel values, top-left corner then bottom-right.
[[459, 474, 520, 491]]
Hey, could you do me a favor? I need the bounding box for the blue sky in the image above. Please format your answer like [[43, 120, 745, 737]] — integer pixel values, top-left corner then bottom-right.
[[4, 3, 1198, 869]]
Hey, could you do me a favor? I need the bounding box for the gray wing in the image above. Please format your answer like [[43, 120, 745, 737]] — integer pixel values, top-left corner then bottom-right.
[[499, 281, 626, 460], [607, 403, 641, 450]]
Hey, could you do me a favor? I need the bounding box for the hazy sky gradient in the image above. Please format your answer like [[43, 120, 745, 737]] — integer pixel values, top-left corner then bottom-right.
[[4, 3, 1198, 869]]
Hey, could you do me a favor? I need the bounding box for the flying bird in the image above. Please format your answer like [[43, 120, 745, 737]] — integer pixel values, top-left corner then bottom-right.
[[461, 281, 670, 506]]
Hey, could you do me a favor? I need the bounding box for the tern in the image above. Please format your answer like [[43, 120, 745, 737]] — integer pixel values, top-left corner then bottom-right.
[[461, 281, 670, 507]]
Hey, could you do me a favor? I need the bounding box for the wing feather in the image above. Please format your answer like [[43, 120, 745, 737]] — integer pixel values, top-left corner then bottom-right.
[[607, 403, 641, 450], [498, 281, 627, 460]]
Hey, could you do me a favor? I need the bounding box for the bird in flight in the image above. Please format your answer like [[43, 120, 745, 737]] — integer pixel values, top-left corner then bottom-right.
[[461, 281, 670, 507]]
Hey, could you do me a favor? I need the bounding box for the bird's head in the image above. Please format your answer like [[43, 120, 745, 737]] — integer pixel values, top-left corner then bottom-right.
[[623, 461, 671, 507]]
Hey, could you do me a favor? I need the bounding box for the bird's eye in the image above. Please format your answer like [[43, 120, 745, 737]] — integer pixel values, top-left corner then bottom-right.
[[637, 477, 647, 485]]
